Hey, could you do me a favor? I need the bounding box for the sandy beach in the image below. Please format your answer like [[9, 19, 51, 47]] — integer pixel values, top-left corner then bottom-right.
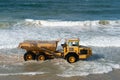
[[0, 53, 119, 80], [0, 69, 119, 80]]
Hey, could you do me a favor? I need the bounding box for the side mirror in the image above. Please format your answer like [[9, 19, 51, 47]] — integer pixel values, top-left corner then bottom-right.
[[61, 43, 67, 48]]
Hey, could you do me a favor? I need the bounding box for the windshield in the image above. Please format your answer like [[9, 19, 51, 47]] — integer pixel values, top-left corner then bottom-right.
[[68, 41, 79, 46]]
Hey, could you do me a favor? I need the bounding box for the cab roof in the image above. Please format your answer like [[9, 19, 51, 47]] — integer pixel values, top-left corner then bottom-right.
[[66, 38, 80, 41]]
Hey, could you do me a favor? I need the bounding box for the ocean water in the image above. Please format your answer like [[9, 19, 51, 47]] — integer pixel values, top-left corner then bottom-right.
[[0, 0, 120, 78], [0, 0, 120, 20]]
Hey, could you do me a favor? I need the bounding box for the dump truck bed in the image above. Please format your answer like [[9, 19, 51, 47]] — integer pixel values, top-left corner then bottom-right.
[[19, 40, 59, 52]]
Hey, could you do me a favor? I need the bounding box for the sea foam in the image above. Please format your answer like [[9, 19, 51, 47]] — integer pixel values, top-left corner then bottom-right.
[[0, 72, 45, 76], [24, 19, 120, 27], [57, 59, 120, 77], [0, 19, 120, 49]]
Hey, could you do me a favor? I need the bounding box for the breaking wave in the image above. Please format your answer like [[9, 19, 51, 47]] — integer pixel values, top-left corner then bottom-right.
[[0, 21, 15, 29], [0, 19, 120, 49], [19, 19, 120, 28], [1, 19, 120, 30]]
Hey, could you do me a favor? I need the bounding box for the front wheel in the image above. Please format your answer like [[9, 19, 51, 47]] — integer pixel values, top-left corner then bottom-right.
[[24, 52, 36, 61], [66, 55, 78, 63]]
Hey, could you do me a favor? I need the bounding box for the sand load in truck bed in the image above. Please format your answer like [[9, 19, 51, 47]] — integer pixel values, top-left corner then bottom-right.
[[18, 40, 59, 52]]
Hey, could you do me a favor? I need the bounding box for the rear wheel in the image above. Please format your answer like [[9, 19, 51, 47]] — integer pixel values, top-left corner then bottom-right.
[[24, 52, 36, 61], [36, 54, 46, 61], [66, 54, 78, 63]]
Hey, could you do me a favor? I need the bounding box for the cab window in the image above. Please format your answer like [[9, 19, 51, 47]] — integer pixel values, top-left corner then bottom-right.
[[68, 41, 79, 46]]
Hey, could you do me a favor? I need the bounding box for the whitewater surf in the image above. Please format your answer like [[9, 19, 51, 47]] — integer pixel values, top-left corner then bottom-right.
[[0, 19, 120, 78]]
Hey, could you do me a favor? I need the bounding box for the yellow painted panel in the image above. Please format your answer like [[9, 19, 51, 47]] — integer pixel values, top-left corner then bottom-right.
[[79, 55, 87, 59]]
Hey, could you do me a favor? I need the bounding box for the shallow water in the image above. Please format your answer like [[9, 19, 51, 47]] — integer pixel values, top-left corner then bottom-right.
[[0, 46, 120, 77]]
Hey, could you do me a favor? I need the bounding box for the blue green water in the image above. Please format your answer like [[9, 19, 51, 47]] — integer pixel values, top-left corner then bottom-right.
[[0, 0, 120, 52], [0, 0, 120, 21]]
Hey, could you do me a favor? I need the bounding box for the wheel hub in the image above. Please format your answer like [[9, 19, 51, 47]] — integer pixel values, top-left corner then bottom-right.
[[69, 56, 75, 63], [38, 55, 45, 61], [26, 55, 32, 60]]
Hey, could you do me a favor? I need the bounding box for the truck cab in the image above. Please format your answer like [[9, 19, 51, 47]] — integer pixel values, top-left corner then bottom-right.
[[62, 38, 92, 63]]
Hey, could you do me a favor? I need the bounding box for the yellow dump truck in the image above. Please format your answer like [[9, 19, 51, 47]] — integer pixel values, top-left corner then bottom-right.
[[18, 38, 92, 63]]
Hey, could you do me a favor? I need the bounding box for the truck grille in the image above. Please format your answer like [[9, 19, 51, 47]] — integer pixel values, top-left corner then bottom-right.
[[80, 50, 88, 54]]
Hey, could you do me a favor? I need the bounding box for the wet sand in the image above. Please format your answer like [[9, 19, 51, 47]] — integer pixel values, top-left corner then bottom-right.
[[0, 70, 120, 80], [0, 53, 120, 80]]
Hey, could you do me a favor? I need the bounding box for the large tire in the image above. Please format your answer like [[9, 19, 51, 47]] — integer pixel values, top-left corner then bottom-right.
[[24, 52, 36, 61], [36, 54, 46, 61], [66, 54, 78, 63]]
